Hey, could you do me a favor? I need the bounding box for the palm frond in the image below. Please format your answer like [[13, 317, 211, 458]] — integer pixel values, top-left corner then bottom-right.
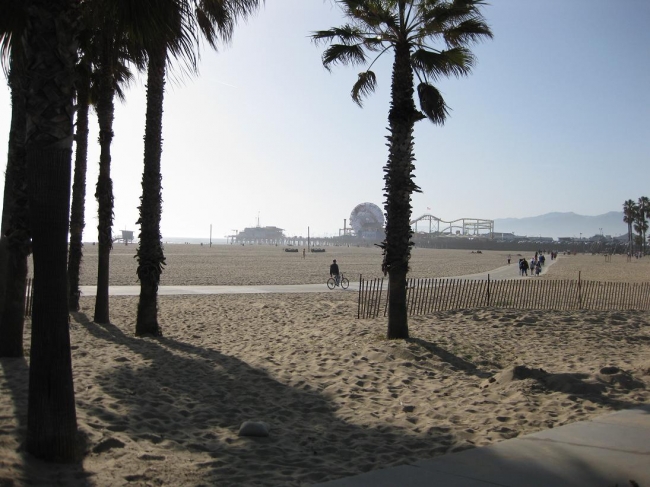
[[351, 70, 377, 107], [312, 25, 367, 45], [340, 0, 398, 30], [412, 47, 474, 80], [0, 0, 26, 77], [443, 18, 493, 47], [322, 43, 368, 70], [421, 0, 483, 27], [113, 62, 135, 103], [417, 82, 449, 125]]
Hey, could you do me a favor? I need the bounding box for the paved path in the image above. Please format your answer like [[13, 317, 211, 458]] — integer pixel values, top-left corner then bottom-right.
[[312, 404, 650, 487], [79, 257, 557, 297]]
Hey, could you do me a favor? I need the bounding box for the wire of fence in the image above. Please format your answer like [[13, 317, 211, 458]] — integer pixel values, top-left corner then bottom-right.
[[357, 274, 650, 319]]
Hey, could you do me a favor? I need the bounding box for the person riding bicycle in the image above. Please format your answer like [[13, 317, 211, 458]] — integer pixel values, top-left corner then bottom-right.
[[329, 259, 340, 285]]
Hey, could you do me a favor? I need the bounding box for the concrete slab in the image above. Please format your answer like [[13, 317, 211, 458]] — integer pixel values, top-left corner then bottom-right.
[[592, 404, 650, 428], [414, 435, 649, 487], [312, 406, 650, 487], [310, 464, 503, 487], [523, 417, 650, 453], [79, 283, 359, 296]]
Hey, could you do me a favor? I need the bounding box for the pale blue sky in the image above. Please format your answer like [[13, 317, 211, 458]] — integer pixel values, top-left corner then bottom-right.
[[1, 0, 648, 240]]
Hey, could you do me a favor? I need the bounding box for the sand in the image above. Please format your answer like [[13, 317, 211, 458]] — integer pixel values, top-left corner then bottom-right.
[[3, 245, 650, 486]]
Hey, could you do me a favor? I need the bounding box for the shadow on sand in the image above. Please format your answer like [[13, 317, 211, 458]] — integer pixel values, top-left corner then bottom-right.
[[72, 312, 463, 486]]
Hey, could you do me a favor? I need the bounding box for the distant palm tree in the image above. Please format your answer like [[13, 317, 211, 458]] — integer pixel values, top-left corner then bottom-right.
[[313, 0, 492, 338], [23, 0, 79, 462], [135, 0, 263, 336], [637, 196, 649, 255], [0, 0, 30, 358], [623, 199, 637, 255]]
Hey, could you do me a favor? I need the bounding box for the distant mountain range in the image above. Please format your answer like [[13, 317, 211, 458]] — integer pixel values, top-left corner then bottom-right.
[[494, 212, 627, 239]]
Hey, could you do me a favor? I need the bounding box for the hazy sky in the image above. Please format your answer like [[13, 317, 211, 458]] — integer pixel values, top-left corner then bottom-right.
[[1, 0, 649, 240]]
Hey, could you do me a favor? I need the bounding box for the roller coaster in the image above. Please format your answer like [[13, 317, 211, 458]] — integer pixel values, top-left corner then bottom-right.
[[410, 213, 494, 237]]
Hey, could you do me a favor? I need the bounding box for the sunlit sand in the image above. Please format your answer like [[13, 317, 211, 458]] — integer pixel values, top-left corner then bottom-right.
[[3, 245, 649, 486]]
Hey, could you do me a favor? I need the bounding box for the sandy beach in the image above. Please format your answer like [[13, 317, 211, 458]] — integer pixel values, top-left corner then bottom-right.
[[3, 245, 650, 486]]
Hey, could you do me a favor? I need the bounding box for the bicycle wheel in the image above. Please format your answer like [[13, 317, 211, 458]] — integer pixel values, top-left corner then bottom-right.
[[327, 278, 336, 290], [340, 277, 349, 289]]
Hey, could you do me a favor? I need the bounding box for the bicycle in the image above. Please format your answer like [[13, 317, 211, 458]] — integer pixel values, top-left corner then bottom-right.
[[327, 273, 349, 290]]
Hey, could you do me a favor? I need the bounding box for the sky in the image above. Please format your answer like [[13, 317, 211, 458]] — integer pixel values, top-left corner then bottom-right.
[[1, 0, 649, 241]]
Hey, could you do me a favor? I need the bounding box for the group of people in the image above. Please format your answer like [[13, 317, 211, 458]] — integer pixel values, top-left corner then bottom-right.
[[517, 252, 546, 276]]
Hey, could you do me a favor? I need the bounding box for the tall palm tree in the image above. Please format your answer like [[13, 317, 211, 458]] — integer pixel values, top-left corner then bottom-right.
[[623, 199, 637, 256], [135, 0, 263, 336], [314, 0, 492, 338], [85, 0, 201, 326], [23, 0, 79, 462], [67, 8, 135, 313], [0, 0, 30, 358], [67, 56, 91, 312], [89, 1, 137, 324], [637, 196, 649, 256]]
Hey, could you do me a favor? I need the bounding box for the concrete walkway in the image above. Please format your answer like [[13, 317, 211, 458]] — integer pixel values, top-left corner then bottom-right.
[[79, 257, 557, 296], [312, 404, 650, 487]]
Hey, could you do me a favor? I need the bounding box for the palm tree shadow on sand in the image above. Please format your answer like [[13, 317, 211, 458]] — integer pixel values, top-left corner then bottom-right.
[[72, 312, 464, 486]]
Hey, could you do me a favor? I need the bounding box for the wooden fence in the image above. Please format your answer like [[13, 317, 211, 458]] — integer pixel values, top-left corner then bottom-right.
[[357, 274, 650, 319]]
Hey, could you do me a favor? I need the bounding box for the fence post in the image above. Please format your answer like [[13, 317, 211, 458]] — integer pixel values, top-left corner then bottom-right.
[[487, 274, 490, 307], [357, 274, 363, 319], [384, 279, 390, 317], [578, 271, 582, 309]]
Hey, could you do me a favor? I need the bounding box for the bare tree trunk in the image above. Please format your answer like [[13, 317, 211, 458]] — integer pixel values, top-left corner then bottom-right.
[[24, 0, 79, 462], [383, 42, 420, 340], [93, 58, 115, 324], [0, 40, 30, 358], [67, 66, 90, 311], [136, 47, 167, 336]]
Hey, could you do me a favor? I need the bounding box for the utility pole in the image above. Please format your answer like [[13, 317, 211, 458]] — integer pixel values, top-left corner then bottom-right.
[[209, 224, 212, 247]]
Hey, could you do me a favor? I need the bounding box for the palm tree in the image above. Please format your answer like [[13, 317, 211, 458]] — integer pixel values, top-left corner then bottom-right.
[[637, 196, 649, 256], [67, 8, 135, 313], [314, 0, 492, 338], [67, 56, 91, 312], [623, 199, 637, 256], [90, 1, 137, 324], [82, 0, 200, 327], [135, 0, 263, 336], [0, 0, 30, 358], [23, 0, 79, 462]]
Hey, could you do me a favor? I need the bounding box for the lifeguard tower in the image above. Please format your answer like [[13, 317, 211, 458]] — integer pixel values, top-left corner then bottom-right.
[[113, 230, 134, 245]]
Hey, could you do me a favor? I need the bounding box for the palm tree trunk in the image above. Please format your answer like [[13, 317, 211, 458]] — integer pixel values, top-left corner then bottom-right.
[[628, 222, 633, 255], [67, 66, 90, 311], [383, 41, 420, 340], [93, 64, 115, 324], [24, 0, 78, 462], [0, 41, 29, 358], [136, 47, 167, 337]]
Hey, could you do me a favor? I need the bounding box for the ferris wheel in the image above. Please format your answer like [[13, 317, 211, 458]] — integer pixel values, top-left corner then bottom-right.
[[349, 202, 384, 235]]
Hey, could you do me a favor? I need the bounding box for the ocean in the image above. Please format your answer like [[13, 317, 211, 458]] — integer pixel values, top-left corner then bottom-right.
[[161, 237, 229, 245]]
